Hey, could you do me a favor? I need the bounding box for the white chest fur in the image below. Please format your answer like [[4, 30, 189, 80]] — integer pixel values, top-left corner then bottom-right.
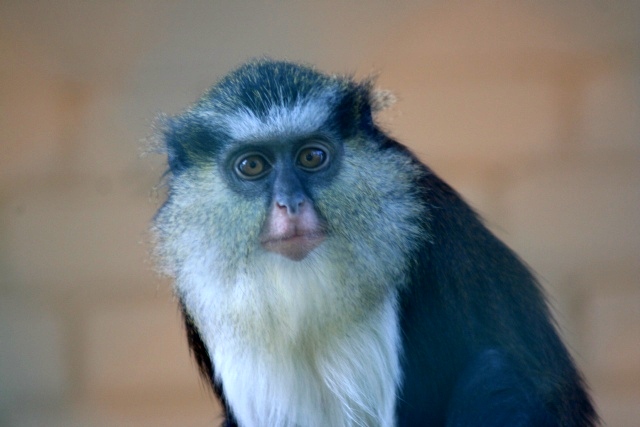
[[178, 251, 401, 427]]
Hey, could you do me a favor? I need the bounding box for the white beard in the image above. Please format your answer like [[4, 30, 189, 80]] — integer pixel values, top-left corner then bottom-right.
[[177, 247, 402, 427]]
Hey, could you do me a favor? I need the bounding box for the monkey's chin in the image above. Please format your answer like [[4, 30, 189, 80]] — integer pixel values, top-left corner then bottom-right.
[[261, 234, 325, 261]]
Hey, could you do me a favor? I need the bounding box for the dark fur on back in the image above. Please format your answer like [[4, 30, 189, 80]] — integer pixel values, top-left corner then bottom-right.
[[393, 158, 596, 426]]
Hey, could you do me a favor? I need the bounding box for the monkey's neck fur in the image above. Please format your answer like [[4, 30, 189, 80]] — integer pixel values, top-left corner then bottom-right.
[[178, 241, 403, 427]]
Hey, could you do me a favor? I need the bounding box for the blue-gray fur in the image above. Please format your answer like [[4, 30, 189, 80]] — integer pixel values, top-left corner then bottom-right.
[[151, 59, 597, 426], [159, 60, 370, 174]]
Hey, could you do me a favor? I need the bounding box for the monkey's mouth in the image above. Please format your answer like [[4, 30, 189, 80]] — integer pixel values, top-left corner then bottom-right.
[[261, 231, 325, 261]]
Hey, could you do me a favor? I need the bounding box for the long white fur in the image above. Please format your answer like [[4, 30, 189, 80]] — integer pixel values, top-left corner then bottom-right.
[[177, 239, 401, 427]]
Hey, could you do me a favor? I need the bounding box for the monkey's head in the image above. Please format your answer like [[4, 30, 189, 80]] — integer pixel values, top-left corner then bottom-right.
[[152, 60, 426, 338]]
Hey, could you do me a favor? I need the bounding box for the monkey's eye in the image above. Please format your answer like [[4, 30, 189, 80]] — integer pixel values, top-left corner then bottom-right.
[[235, 154, 270, 179], [297, 146, 328, 171]]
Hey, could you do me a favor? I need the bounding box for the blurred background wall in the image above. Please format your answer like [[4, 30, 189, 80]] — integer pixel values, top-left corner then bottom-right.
[[0, 1, 638, 426]]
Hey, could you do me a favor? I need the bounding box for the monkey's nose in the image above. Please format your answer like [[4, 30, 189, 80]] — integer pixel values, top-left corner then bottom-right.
[[276, 195, 305, 216]]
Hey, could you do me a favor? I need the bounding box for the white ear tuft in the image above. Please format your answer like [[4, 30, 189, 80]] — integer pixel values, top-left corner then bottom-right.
[[141, 113, 172, 157], [370, 89, 396, 113]]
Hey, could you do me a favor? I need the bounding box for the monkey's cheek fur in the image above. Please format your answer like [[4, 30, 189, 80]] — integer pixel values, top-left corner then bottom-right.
[[261, 232, 326, 261]]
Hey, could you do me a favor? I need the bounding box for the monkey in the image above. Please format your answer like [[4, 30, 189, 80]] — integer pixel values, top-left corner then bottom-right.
[[151, 59, 597, 427]]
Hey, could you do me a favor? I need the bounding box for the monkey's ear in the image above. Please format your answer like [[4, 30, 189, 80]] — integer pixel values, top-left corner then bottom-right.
[[164, 122, 187, 173], [150, 114, 189, 174], [370, 89, 396, 113], [358, 74, 395, 113]]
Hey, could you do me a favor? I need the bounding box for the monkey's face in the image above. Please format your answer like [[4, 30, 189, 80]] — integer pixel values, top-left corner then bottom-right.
[[213, 105, 347, 262], [152, 61, 426, 316], [226, 138, 336, 261]]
